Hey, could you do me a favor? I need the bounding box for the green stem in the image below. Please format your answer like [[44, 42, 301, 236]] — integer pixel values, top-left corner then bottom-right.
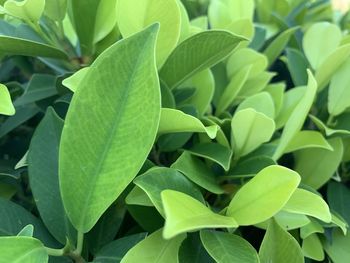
[[58, 20, 65, 40], [327, 114, 335, 127], [75, 231, 84, 255], [45, 247, 65, 257]]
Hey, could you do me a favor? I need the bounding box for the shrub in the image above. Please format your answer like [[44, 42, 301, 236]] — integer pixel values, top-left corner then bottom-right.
[[0, 0, 350, 262]]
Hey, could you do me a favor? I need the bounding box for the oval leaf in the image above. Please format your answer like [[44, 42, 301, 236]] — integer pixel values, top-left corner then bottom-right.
[[0, 84, 15, 116]]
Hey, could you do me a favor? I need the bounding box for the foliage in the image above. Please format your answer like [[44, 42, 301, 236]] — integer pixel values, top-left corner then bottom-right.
[[1, 0, 350, 262]]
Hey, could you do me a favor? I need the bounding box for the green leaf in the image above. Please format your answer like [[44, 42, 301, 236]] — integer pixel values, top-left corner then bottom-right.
[[236, 92, 275, 119], [17, 225, 34, 237], [300, 219, 324, 239], [178, 233, 214, 263], [328, 58, 350, 116], [120, 228, 186, 263], [28, 107, 76, 244], [93, 0, 118, 44], [273, 70, 317, 160], [4, 0, 45, 23], [303, 22, 341, 69], [134, 167, 204, 215], [93, 234, 147, 263], [265, 83, 286, 117], [302, 234, 324, 261], [59, 24, 161, 233], [62, 67, 89, 93], [259, 220, 304, 263], [0, 84, 15, 116], [309, 115, 350, 136], [328, 181, 350, 225], [117, 0, 181, 66], [160, 30, 245, 89], [158, 108, 218, 139], [282, 188, 331, 222], [200, 230, 259, 263], [294, 137, 343, 189], [285, 48, 308, 86], [226, 165, 300, 225], [323, 230, 350, 263], [231, 108, 275, 158], [161, 190, 237, 239], [228, 156, 276, 178], [44, 0, 67, 21], [0, 236, 48, 263], [171, 152, 224, 194], [255, 212, 310, 231], [284, 130, 333, 153]]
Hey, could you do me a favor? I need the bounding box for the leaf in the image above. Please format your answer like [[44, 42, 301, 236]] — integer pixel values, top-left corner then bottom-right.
[[259, 220, 304, 263], [158, 108, 218, 139], [328, 58, 350, 116], [228, 156, 276, 178], [302, 234, 324, 261], [161, 190, 237, 239], [200, 230, 259, 263], [255, 212, 310, 231], [327, 181, 350, 225], [236, 92, 275, 119], [0, 84, 15, 115], [273, 70, 317, 160], [93, 0, 118, 43], [285, 48, 308, 86], [323, 230, 350, 263], [134, 167, 204, 215], [282, 188, 331, 222], [186, 142, 232, 171], [178, 233, 214, 263], [4, 0, 45, 23], [171, 152, 224, 194], [309, 115, 350, 136], [44, 0, 67, 21], [294, 137, 343, 189], [28, 107, 76, 244], [160, 30, 245, 89], [59, 24, 161, 233], [17, 225, 34, 237], [120, 228, 186, 263], [300, 219, 324, 239], [303, 22, 341, 69], [284, 130, 333, 153], [231, 108, 275, 159], [117, 0, 180, 66], [226, 165, 300, 225], [93, 234, 147, 263], [62, 67, 89, 93], [0, 236, 48, 263]]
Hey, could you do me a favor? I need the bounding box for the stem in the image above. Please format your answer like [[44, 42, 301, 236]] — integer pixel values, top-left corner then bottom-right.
[[45, 247, 65, 257], [327, 114, 335, 127], [58, 20, 65, 40], [75, 231, 84, 255]]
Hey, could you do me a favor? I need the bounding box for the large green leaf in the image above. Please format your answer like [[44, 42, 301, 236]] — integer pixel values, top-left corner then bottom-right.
[[231, 108, 275, 159], [117, 0, 181, 66], [0, 84, 15, 116], [226, 165, 300, 225], [0, 236, 48, 263], [200, 230, 259, 263], [282, 188, 331, 222], [120, 229, 185, 263], [59, 24, 161, 233], [161, 190, 237, 239], [273, 70, 317, 160], [28, 107, 76, 244], [259, 220, 304, 263], [160, 30, 245, 89]]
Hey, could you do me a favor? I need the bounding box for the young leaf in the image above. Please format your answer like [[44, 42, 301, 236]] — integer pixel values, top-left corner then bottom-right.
[[226, 165, 300, 225], [44, 0, 67, 21], [0, 84, 15, 116], [93, 0, 118, 44], [4, 0, 45, 23], [284, 130, 333, 153], [117, 0, 180, 67], [231, 108, 275, 159], [200, 230, 259, 263], [161, 190, 237, 239], [259, 220, 304, 263], [0, 236, 48, 263], [59, 24, 161, 233], [160, 30, 245, 89], [62, 67, 90, 93], [17, 225, 34, 237], [120, 228, 186, 263], [235, 92, 275, 119]]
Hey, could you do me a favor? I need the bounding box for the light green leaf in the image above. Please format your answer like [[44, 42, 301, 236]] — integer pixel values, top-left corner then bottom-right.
[[17, 225, 34, 237], [309, 115, 350, 136], [93, 0, 118, 43], [231, 108, 275, 158], [4, 0, 44, 23], [226, 165, 300, 225], [59, 24, 161, 233], [302, 234, 324, 261], [259, 220, 304, 263], [328, 58, 350, 116], [200, 230, 259, 263], [158, 108, 218, 139], [303, 22, 341, 70], [62, 67, 90, 93], [300, 219, 324, 239], [323, 230, 350, 263], [0, 84, 15, 116], [120, 228, 185, 263], [273, 70, 317, 160], [44, 0, 66, 21], [255, 211, 310, 231], [171, 151, 224, 194], [0, 236, 48, 263], [161, 190, 237, 239], [284, 130, 333, 153], [282, 188, 331, 223], [125, 186, 154, 207], [330, 213, 348, 235], [294, 137, 343, 189], [117, 0, 181, 67], [134, 167, 204, 216], [236, 92, 275, 119], [160, 30, 245, 89], [265, 83, 285, 116]]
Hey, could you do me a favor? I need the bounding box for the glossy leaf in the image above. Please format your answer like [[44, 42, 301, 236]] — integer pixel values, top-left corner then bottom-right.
[[59, 24, 161, 233], [161, 190, 237, 239], [0, 84, 15, 116], [284, 130, 333, 153], [236, 92, 275, 119], [226, 165, 300, 225]]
